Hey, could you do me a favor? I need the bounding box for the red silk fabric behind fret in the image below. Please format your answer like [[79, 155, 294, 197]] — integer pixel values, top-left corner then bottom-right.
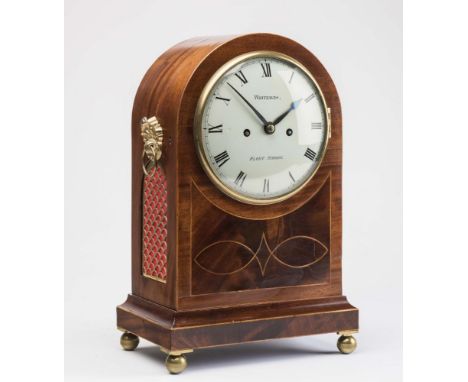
[[142, 166, 168, 281]]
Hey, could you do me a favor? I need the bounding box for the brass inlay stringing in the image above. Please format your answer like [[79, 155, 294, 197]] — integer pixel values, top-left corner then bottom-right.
[[141, 116, 163, 177], [194, 233, 329, 277]]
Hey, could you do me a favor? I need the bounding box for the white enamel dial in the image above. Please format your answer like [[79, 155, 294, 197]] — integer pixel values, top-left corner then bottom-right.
[[195, 52, 329, 204]]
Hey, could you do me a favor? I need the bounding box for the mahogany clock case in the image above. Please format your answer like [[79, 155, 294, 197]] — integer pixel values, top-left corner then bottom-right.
[[117, 33, 358, 352]]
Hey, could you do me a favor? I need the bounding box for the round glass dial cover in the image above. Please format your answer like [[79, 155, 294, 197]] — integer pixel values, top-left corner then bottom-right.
[[195, 52, 329, 204]]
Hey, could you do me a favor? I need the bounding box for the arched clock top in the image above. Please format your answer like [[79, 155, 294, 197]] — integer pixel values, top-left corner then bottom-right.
[[119, 34, 356, 374]]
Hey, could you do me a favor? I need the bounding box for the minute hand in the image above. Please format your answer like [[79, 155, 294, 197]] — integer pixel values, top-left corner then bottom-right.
[[272, 99, 302, 126], [227, 82, 268, 126]]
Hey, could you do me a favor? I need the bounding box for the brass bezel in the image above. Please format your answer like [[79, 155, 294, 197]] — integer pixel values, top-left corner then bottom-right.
[[193, 50, 330, 205]]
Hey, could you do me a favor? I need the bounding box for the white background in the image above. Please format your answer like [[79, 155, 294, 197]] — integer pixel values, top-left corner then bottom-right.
[[64, 0, 401, 380], [2, 1, 467, 382]]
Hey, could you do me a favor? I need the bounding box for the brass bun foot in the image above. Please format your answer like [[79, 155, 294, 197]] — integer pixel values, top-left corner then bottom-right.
[[337, 334, 357, 354], [165, 354, 187, 374], [120, 332, 139, 351]]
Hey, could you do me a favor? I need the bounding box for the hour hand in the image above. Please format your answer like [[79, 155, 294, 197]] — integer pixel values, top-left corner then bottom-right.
[[272, 99, 302, 126], [227, 82, 268, 126]]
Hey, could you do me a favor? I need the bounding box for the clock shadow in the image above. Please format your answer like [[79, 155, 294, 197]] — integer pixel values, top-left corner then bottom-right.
[[137, 338, 336, 372]]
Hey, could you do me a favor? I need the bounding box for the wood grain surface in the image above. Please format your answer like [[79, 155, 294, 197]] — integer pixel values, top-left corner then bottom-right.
[[117, 33, 358, 351]]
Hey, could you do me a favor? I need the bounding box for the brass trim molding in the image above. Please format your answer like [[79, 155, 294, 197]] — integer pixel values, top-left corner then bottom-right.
[[193, 50, 331, 206], [160, 347, 194, 356], [172, 308, 357, 330], [338, 330, 359, 336], [142, 273, 167, 283], [117, 304, 357, 331]]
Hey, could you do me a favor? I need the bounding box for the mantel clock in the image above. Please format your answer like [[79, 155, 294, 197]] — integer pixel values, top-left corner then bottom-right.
[[117, 33, 359, 374]]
